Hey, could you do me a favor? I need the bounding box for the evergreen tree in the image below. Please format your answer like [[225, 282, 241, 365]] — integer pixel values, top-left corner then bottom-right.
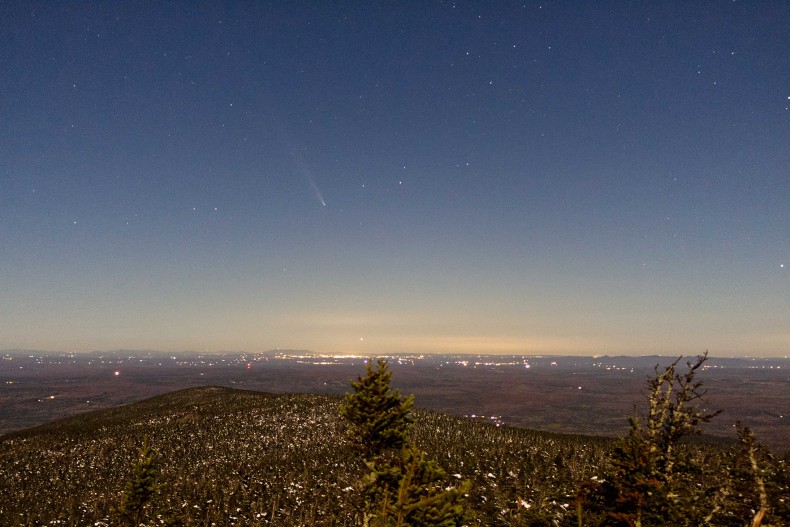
[[340, 359, 414, 458], [709, 423, 789, 527], [364, 443, 470, 527], [591, 353, 721, 526], [341, 359, 469, 526], [116, 435, 160, 527]]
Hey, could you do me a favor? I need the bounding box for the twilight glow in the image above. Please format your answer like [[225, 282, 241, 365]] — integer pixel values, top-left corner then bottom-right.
[[1, 2, 788, 356]]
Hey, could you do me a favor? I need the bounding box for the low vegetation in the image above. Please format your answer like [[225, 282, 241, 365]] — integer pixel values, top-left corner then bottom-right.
[[577, 353, 788, 526], [0, 355, 787, 526]]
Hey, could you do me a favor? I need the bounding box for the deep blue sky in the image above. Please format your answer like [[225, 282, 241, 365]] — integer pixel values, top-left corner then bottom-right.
[[2, 2, 788, 356]]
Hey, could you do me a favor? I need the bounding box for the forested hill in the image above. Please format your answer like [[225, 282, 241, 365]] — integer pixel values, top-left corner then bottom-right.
[[1, 385, 786, 526], [1, 386, 610, 525]]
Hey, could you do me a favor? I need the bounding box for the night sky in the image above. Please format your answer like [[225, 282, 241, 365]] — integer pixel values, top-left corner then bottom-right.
[[2, 2, 788, 356]]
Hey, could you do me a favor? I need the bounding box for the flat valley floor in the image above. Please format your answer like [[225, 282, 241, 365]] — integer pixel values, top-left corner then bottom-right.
[[2, 354, 787, 452]]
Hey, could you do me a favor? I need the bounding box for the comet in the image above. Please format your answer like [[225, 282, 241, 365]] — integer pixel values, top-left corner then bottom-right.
[[308, 175, 327, 207]]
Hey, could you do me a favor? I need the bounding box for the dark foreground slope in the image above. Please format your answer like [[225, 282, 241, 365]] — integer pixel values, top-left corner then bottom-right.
[[1, 386, 616, 526], [4, 386, 785, 526]]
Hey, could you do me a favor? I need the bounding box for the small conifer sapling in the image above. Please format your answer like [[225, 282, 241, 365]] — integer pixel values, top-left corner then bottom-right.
[[116, 435, 160, 527]]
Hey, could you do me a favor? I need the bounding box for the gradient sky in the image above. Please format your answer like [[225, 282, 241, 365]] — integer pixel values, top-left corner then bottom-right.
[[2, 2, 788, 356]]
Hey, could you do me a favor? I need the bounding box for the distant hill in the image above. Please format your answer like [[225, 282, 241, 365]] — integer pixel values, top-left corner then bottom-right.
[[1, 386, 615, 526]]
